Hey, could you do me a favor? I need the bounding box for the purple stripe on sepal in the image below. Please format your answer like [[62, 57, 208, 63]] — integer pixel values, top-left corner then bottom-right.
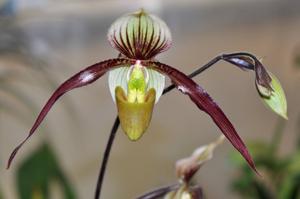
[[7, 58, 132, 169], [147, 61, 259, 174]]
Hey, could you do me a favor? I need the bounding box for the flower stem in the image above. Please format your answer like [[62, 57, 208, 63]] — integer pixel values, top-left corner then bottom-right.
[[94, 117, 119, 199], [94, 52, 260, 199]]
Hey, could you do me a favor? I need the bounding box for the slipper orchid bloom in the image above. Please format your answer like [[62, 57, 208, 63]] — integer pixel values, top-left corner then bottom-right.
[[7, 9, 286, 174]]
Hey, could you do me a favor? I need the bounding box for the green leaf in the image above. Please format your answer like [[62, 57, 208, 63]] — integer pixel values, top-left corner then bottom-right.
[[277, 152, 300, 198], [231, 167, 276, 199], [278, 174, 300, 199], [17, 143, 76, 199], [258, 72, 288, 119], [286, 152, 300, 175], [296, 115, 300, 149]]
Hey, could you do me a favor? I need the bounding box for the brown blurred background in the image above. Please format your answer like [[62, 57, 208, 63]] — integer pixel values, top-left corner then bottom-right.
[[0, 0, 300, 198]]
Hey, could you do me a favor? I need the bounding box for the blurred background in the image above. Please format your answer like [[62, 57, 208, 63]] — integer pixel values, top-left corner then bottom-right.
[[0, 0, 300, 198]]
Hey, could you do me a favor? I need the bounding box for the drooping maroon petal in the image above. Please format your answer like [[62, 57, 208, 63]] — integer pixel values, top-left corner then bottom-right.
[[254, 60, 273, 92], [146, 61, 258, 173], [7, 58, 132, 169], [190, 185, 204, 199], [136, 184, 180, 199]]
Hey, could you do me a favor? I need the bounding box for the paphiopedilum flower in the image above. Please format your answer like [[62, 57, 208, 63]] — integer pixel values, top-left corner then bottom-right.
[[7, 9, 287, 174]]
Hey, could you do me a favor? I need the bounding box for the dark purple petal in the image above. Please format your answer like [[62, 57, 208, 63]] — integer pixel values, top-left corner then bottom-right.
[[136, 184, 180, 199], [254, 60, 273, 92], [147, 61, 258, 173], [7, 58, 131, 169], [189, 185, 204, 199], [224, 55, 255, 70]]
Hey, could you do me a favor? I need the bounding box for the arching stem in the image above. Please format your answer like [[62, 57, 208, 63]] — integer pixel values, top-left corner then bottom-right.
[[94, 117, 120, 199]]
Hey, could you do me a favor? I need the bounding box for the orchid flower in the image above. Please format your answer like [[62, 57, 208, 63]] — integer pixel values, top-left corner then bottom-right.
[[137, 135, 225, 199], [7, 9, 287, 176]]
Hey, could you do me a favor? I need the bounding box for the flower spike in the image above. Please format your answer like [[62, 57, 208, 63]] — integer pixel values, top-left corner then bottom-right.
[[7, 58, 132, 169], [146, 61, 258, 173]]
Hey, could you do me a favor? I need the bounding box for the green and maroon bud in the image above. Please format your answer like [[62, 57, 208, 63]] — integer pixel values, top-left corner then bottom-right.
[[257, 72, 288, 119], [107, 9, 172, 60]]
